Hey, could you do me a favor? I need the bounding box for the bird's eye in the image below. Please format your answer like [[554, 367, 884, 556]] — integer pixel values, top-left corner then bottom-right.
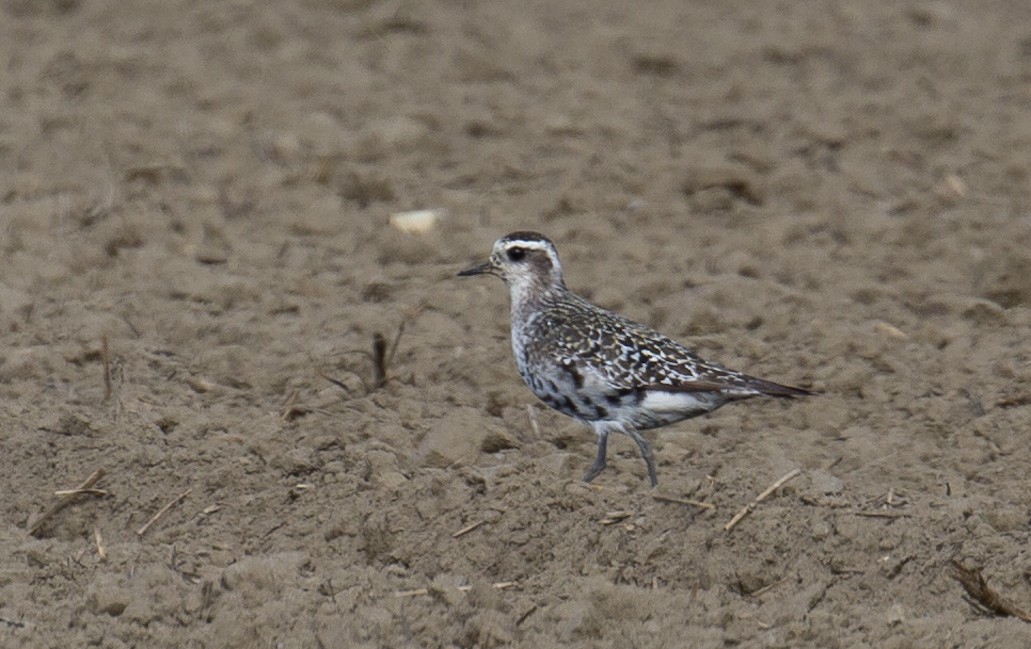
[[507, 247, 527, 262]]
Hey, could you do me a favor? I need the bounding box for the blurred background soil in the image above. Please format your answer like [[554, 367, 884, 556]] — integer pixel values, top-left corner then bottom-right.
[[0, 0, 1029, 647]]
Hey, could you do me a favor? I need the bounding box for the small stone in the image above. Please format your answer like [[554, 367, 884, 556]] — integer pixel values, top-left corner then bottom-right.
[[86, 578, 130, 617], [810, 470, 844, 495], [811, 519, 832, 540], [419, 407, 507, 468], [389, 209, 445, 234], [480, 428, 519, 453], [292, 195, 345, 236], [682, 165, 765, 205], [537, 453, 575, 476], [375, 471, 408, 490], [221, 552, 309, 592], [981, 507, 1027, 533], [886, 602, 905, 626]]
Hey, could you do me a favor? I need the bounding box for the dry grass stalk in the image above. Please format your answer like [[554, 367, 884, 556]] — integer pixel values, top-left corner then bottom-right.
[[749, 577, 789, 598], [374, 322, 406, 390], [951, 560, 1031, 623], [136, 489, 192, 537], [516, 604, 538, 626], [525, 404, 541, 438], [652, 494, 716, 511], [393, 581, 518, 598], [53, 488, 108, 497], [452, 520, 485, 538], [724, 468, 801, 531], [329, 322, 407, 394], [393, 588, 430, 598], [372, 333, 389, 389], [319, 371, 350, 392], [853, 511, 911, 519], [185, 377, 216, 393], [601, 510, 633, 525], [30, 468, 106, 536], [94, 528, 106, 561], [101, 335, 112, 401]]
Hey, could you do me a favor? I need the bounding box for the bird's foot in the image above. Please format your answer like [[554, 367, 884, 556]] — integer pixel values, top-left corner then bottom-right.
[[644, 461, 658, 488], [582, 460, 606, 483], [626, 429, 659, 487]]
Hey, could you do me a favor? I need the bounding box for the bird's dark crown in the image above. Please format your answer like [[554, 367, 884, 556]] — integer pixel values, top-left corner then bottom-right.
[[499, 231, 554, 248]]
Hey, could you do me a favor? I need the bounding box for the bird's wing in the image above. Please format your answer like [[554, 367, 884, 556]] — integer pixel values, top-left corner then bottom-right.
[[578, 313, 810, 398], [530, 296, 811, 398]]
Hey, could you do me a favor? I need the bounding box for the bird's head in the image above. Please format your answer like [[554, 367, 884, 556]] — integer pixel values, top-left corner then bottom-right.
[[458, 231, 566, 301]]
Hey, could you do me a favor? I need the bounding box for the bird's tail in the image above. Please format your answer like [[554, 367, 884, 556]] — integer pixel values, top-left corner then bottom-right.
[[742, 376, 815, 398]]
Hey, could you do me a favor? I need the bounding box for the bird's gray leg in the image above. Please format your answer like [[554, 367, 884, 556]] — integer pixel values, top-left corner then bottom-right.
[[582, 423, 609, 483], [625, 427, 658, 487]]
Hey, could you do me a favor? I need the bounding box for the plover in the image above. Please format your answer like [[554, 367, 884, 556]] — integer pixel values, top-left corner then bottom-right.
[[458, 231, 813, 487]]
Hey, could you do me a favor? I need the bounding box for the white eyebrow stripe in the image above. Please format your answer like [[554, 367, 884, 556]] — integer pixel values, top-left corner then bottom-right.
[[504, 240, 552, 251]]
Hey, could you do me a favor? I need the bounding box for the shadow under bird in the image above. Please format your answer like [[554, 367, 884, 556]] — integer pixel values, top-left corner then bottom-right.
[[458, 231, 814, 487]]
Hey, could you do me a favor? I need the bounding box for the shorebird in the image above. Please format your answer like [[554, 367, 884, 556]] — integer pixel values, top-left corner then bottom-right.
[[458, 231, 812, 486]]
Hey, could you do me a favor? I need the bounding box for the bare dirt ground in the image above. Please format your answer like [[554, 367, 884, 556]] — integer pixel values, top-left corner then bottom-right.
[[1, 1, 1030, 647]]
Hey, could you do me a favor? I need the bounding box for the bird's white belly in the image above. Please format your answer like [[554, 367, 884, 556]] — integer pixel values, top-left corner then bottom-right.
[[639, 390, 713, 413]]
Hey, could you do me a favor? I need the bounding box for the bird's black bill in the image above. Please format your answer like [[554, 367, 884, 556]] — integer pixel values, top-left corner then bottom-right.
[[457, 261, 493, 277]]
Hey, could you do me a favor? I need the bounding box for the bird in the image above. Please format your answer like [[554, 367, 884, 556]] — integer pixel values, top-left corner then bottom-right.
[[458, 231, 813, 487]]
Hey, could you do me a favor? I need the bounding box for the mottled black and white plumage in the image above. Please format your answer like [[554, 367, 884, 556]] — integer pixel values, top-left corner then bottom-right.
[[458, 231, 812, 486]]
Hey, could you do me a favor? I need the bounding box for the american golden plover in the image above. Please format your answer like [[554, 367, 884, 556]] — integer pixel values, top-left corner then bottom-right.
[[458, 231, 813, 486]]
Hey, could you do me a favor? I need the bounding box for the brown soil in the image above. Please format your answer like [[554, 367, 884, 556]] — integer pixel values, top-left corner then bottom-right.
[[2, 1, 1030, 647]]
